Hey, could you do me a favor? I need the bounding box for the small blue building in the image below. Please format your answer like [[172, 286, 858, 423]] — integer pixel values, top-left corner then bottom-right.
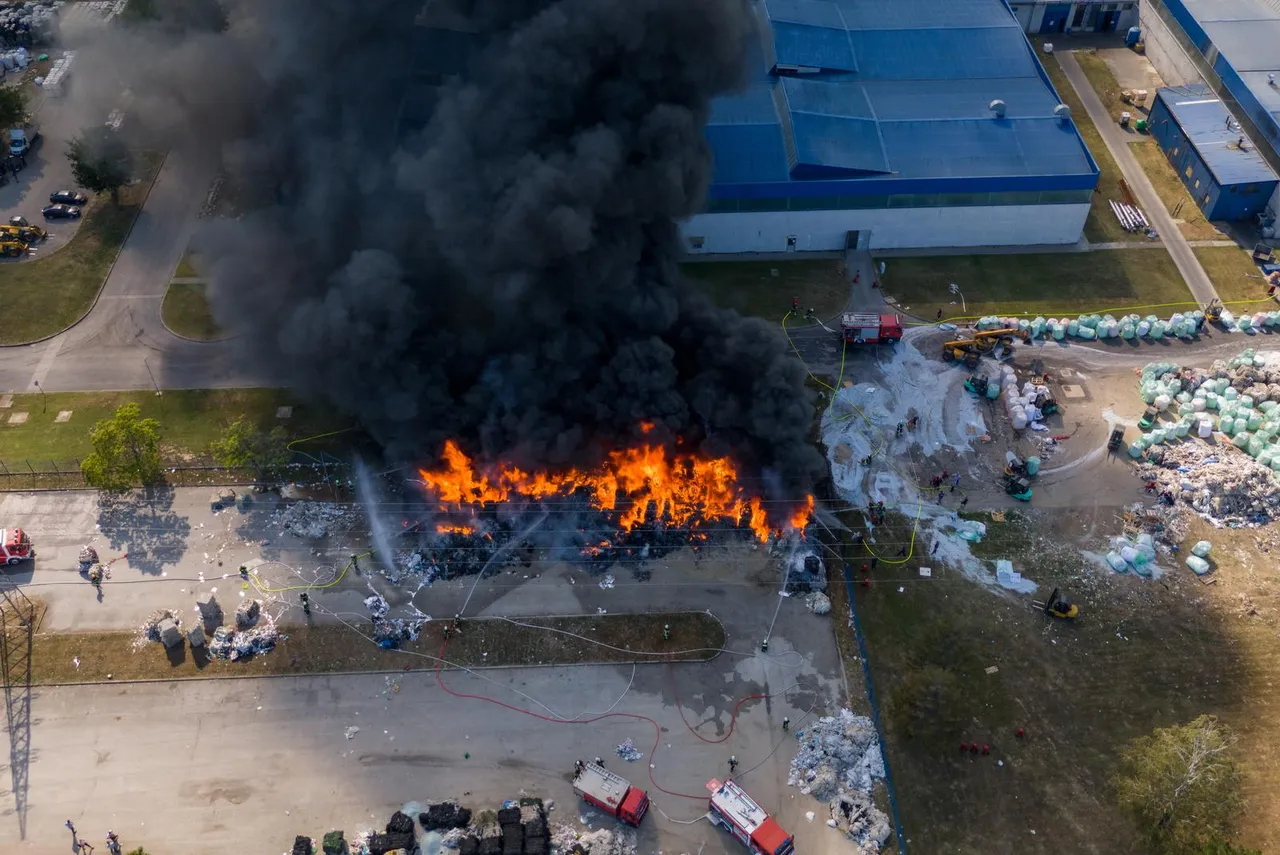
[[1149, 84, 1278, 222]]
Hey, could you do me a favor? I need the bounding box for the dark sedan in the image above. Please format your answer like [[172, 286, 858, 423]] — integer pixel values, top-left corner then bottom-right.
[[42, 204, 81, 220], [49, 190, 89, 206]]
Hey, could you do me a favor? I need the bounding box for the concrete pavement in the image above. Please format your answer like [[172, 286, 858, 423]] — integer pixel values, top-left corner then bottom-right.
[[0, 150, 263, 394], [1057, 51, 1221, 306]]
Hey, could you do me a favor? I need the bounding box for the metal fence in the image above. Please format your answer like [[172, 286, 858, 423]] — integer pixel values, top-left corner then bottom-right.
[[843, 563, 908, 855], [0, 455, 352, 487]]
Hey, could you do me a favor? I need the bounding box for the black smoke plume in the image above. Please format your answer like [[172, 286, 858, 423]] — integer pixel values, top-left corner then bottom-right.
[[105, 0, 827, 515]]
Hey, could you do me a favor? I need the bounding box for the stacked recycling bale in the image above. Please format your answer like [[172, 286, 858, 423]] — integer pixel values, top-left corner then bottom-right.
[[460, 838, 480, 855], [499, 807, 524, 855], [293, 836, 315, 855], [1103, 532, 1159, 577], [421, 802, 472, 831], [478, 811, 502, 855], [520, 800, 549, 855]]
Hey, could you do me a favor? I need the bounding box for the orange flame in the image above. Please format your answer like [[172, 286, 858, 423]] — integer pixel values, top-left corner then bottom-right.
[[436, 523, 475, 536], [418, 439, 812, 542]]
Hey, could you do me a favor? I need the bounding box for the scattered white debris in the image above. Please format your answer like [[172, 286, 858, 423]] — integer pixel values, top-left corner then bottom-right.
[[805, 591, 832, 615], [345, 726, 360, 740], [550, 824, 636, 855], [790, 708, 891, 852], [272, 501, 363, 538], [616, 739, 643, 762], [599, 574, 615, 590]]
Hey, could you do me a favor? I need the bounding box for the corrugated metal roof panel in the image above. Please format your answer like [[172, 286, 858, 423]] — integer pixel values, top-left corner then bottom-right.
[[780, 77, 875, 119], [705, 124, 793, 184], [771, 21, 857, 71], [1158, 85, 1278, 185], [790, 113, 890, 174], [845, 26, 1036, 80], [860, 78, 1058, 120], [763, 0, 848, 29], [710, 83, 783, 126], [831, 0, 1018, 31], [877, 118, 1092, 178]]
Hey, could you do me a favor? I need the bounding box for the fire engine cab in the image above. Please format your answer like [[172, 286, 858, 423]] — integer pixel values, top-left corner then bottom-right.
[[706, 779, 794, 855], [1, 528, 35, 565]]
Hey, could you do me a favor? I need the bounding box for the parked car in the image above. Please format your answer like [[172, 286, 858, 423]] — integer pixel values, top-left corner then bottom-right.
[[49, 190, 88, 206], [42, 204, 81, 220]]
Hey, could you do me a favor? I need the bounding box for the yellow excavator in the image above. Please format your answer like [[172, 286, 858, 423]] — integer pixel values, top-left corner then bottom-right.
[[0, 223, 46, 246], [941, 328, 1031, 368], [0, 238, 28, 258]]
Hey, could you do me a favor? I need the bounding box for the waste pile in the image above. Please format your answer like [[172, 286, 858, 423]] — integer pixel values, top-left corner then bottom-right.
[[208, 619, 280, 660], [615, 739, 642, 762], [292, 835, 315, 855], [0, 3, 59, 46], [827, 791, 891, 855], [1187, 539, 1214, 575], [322, 831, 346, 855], [1128, 351, 1280, 526], [806, 591, 832, 615], [788, 708, 889, 852], [274, 501, 363, 538], [1136, 442, 1280, 526], [135, 608, 183, 651], [549, 825, 636, 855], [785, 551, 827, 594]]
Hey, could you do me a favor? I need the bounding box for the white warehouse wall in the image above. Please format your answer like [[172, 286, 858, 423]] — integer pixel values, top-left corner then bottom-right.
[[1138, 2, 1201, 87], [680, 203, 1090, 253]]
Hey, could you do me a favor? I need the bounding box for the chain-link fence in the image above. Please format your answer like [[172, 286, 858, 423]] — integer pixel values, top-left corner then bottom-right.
[[0, 455, 353, 490]]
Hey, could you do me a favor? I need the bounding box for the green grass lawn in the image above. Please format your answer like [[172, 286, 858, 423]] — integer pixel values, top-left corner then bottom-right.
[[881, 248, 1195, 321], [0, 152, 164, 345], [1195, 246, 1278, 307], [0, 389, 355, 465], [1074, 50, 1133, 122], [161, 282, 222, 340], [1040, 53, 1142, 244], [173, 249, 201, 279], [682, 259, 849, 320]]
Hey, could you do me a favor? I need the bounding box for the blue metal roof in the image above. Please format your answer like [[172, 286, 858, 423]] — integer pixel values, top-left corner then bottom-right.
[[1157, 85, 1278, 186], [708, 0, 1098, 193]]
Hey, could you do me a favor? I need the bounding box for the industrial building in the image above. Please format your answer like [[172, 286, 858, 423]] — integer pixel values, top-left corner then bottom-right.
[[1148, 84, 1278, 221], [682, 0, 1101, 254], [1007, 1, 1138, 35], [1140, 0, 1280, 226]]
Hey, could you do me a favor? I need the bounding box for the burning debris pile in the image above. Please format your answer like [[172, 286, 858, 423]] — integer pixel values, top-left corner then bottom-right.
[[273, 501, 363, 539], [789, 709, 889, 852], [419, 441, 813, 547], [364, 593, 426, 649]]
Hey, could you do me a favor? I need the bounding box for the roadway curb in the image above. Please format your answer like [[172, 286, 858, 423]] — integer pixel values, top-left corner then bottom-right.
[[22, 610, 729, 688], [158, 280, 235, 344], [0, 149, 169, 349]]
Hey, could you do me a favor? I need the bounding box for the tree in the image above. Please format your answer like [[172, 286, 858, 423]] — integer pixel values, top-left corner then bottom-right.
[[67, 126, 134, 204], [0, 87, 26, 131], [210, 416, 292, 481], [81, 403, 163, 491], [1112, 715, 1246, 855]]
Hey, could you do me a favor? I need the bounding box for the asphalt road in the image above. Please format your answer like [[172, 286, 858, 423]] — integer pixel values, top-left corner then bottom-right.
[[0, 149, 260, 394]]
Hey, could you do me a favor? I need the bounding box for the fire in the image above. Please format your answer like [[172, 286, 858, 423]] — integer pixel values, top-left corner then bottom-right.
[[436, 523, 475, 536], [418, 439, 812, 541]]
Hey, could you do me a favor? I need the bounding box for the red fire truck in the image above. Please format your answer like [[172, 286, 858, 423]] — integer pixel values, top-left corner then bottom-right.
[[840, 312, 903, 345], [572, 762, 650, 827], [706, 779, 794, 855], [0, 528, 34, 565]]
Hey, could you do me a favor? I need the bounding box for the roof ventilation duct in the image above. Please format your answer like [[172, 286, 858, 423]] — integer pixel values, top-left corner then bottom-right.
[[1054, 103, 1072, 122], [989, 99, 1007, 118]]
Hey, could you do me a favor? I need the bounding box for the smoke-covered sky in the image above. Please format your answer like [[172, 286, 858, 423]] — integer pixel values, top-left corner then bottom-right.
[[83, 0, 826, 512]]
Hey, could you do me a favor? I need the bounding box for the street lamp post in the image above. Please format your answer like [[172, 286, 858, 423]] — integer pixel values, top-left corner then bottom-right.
[[949, 283, 966, 314], [32, 379, 45, 413]]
